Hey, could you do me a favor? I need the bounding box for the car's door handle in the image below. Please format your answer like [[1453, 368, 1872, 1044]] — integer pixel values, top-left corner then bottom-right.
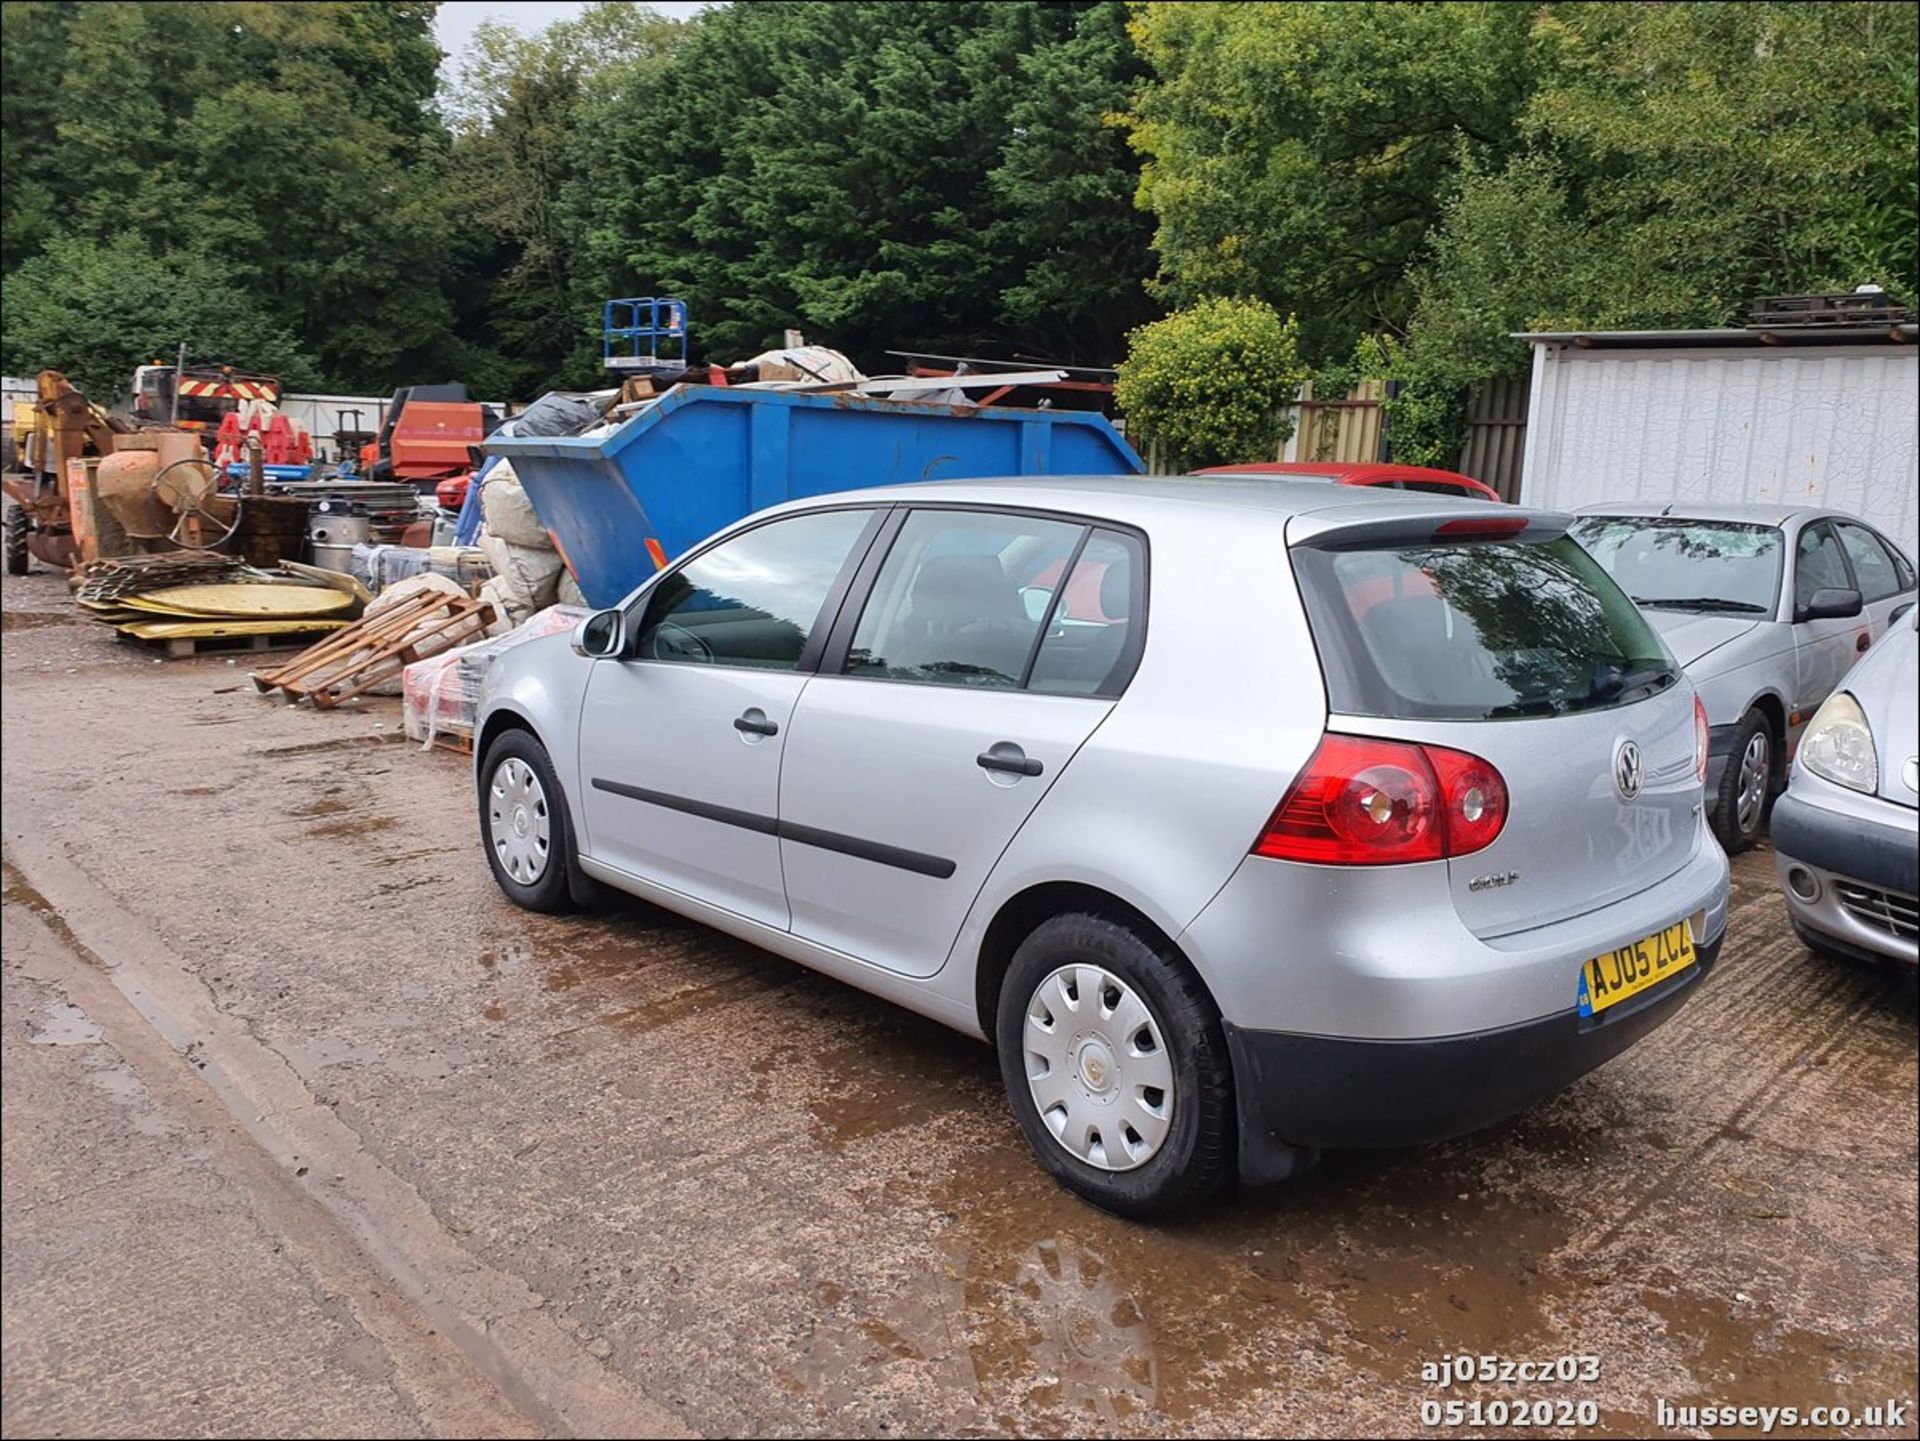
[[733, 709, 779, 737], [977, 745, 1043, 778]]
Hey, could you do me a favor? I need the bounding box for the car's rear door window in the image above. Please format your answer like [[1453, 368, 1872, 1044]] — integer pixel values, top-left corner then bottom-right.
[[844, 510, 1086, 689], [633, 508, 873, 668], [1293, 536, 1676, 719], [1027, 529, 1145, 697], [1837, 523, 1904, 601]]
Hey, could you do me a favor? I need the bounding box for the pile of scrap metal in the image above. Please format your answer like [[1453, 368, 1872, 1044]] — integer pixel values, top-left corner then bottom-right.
[[72, 551, 371, 658], [5, 369, 309, 577]]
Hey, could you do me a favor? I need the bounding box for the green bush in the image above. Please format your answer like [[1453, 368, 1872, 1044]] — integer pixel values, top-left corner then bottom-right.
[[1115, 297, 1307, 469]]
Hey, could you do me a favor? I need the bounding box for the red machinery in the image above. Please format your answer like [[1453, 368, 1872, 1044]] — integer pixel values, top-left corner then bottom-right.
[[360, 385, 494, 488]]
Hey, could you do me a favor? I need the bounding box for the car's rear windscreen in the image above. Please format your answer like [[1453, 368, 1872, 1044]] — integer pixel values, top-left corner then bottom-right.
[[1292, 536, 1677, 720]]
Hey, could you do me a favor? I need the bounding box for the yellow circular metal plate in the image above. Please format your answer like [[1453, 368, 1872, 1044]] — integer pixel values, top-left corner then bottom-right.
[[133, 584, 356, 618]]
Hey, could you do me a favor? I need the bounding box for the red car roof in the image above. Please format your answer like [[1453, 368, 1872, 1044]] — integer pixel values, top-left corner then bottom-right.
[[1192, 460, 1502, 501]]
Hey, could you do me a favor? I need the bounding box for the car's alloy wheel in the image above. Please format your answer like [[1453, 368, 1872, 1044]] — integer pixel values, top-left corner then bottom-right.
[[1712, 708, 1773, 853], [1022, 963, 1174, 1171], [488, 755, 552, 884], [1735, 729, 1770, 835]]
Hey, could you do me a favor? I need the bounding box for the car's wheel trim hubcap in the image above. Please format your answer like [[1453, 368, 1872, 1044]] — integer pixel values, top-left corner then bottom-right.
[[1736, 731, 1769, 831], [1023, 964, 1173, 1172], [488, 757, 552, 885]]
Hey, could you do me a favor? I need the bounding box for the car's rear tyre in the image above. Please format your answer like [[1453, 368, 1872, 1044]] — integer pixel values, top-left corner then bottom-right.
[[4, 500, 29, 576], [996, 913, 1234, 1219], [479, 729, 575, 913], [1711, 709, 1771, 853]]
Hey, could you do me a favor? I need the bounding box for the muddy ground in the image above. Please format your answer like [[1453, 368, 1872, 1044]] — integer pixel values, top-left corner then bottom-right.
[[3, 566, 1915, 1439]]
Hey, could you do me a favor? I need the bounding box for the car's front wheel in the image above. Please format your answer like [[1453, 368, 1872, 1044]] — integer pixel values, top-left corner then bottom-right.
[[479, 729, 576, 913], [996, 913, 1234, 1218], [1711, 708, 1773, 852]]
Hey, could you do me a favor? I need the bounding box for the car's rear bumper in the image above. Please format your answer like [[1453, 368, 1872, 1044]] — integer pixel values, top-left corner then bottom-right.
[[1773, 789, 1918, 964], [1225, 929, 1723, 1161]]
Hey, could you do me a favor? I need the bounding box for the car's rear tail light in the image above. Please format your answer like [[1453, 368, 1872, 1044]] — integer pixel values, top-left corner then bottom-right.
[[1692, 696, 1709, 783], [1252, 734, 1508, 865]]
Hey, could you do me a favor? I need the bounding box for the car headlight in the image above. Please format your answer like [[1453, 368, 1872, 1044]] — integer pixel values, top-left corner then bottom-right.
[[1799, 691, 1877, 793]]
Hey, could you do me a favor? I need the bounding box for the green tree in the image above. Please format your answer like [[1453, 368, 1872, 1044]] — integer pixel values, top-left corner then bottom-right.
[[1114, 296, 1307, 468], [593, 1, 1155, 367], [1, 2, 461, 393], [0, 1, 74, 268], [1395, 2, 1920, 457], [444, 4, 688, 393], [1124, 1, 1536, 364], [2, 233, 321, 397]]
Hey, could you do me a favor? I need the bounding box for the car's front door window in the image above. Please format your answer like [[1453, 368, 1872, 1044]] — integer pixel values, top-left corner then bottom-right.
[[1794, 522, 1852, 611], [633, 509, 873, 668]]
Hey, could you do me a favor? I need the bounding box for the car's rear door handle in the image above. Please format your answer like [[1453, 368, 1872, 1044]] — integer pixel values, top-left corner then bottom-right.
[[733, 709, 779, 737], [977, 744, 1042, 778]]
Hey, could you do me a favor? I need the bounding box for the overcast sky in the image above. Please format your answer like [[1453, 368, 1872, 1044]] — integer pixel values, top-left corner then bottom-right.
[[435, 1, 713, 72]]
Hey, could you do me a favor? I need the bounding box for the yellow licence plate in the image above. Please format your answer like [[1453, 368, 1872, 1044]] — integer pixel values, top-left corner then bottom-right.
[[1577, 920, 1696, 1017]]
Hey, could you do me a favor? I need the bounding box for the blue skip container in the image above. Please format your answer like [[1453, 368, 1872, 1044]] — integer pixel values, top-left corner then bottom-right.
[[482, 385, 1142, 607]]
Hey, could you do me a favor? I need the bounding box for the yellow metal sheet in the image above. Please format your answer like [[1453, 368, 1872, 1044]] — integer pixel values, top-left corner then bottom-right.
[[117, 619, 350, 640], [131, 584, 356, 619]]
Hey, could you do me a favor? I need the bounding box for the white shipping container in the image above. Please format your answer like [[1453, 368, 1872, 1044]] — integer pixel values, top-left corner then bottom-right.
[[1518, 338, 1919, 556]]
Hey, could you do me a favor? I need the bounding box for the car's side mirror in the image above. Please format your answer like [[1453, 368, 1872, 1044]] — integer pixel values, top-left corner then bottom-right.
[[1795, 587, 1863, 623], [571, 609, 624, 658]]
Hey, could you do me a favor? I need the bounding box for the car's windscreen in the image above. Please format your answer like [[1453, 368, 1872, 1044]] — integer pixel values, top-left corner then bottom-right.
[[1293, 536, 1678, 720], [1569, 517, 1782, 614]]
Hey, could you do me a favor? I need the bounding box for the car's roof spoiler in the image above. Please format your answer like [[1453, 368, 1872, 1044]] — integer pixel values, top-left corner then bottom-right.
[[1288, 507, 1574, 551]]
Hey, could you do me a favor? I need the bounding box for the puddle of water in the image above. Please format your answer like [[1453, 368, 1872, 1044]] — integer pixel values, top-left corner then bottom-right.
[[804, 1024, 986, 1150], [600, 964, 802, 1038], [28, 998, 103, 1047], [307, 813, 399, 841], [1644, 1285, 1913, 1407], [86, 1063, 174, 1137], [289, 794, 353, 819], [257, 733, 406, 758], [2, 860, 95, 965]]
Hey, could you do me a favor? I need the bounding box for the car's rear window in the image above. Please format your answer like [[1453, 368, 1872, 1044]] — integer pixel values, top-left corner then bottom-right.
[[1293, 536, 1677, 719]]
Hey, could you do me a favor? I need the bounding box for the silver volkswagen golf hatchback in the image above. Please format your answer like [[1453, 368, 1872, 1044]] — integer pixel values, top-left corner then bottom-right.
[[475, 476, 1731, 1216]]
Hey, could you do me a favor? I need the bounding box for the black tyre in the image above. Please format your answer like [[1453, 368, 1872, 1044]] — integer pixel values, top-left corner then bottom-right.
[[996, 913, 1234, 1219], [1711, 709, 1773, 852], [478, 728, 576, 913], [4, 499, 28, 576]]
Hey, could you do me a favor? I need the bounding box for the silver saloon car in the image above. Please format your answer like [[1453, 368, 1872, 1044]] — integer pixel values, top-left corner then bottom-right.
[[1571, 504, 1917, 852], [476, 477, 1730, 1217], [1774, 611, 1919, 966]]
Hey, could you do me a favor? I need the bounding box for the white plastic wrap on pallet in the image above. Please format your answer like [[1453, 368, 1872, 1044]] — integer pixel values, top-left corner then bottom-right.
[[403, 605, 586, 748]]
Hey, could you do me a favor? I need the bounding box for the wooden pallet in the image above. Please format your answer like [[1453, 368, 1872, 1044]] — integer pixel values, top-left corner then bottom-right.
[[116, 628, 326, 659], [252, 590, 495, 707], [424, 729, 474, 757]]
